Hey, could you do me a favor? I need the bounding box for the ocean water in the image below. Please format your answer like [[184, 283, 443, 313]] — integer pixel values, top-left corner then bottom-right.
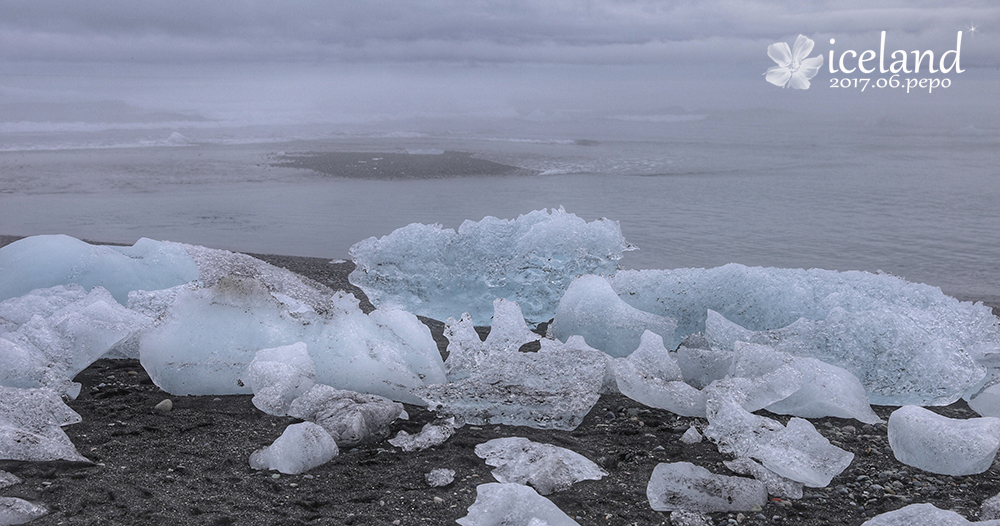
[[1, 113, 998, 303]]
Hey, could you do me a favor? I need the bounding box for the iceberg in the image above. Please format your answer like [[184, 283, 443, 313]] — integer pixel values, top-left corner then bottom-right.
[[248, 422, 338, 475], [138, 276, 445, 404], [474, 437, 606, 495], [646, 462, 767, 513], [0, 386, 88, 462], [860, 503, 1000, 526], [0, 235, 199, 304], [887, 405, 1000, 476], [0, 471, 20, 490], [287, 384, 403, 448], [551, 275, 677, 356], [609, 264, 999, 406], [349, 208, 632, 325], [456, 483, 580, 526]]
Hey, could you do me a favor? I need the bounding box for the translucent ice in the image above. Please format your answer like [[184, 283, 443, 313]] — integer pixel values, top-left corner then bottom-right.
[[415, 335, 608, 430], [887, 405, 1000, 476], [287, 384, 403, 447], [0, 235, 199, 304], [426, 468, 456, 487], [646, 462, 767, 513], [551, 275, 677, 356], [444, 299, 540, 382], [609, 264, 999, 406], [248, 422, 338, 475], [729, 341, 881, 424], [610, 331, 706, 417], [969, 382, 1000, 418], [456, 482, 580, 526], [704, 386, 853, 487], [982, 492, 1000, 520], [674, 337, 734, 389], [0, 471, 21, 490], [679, 426, 702, 444], [860, 503, 1000, 526], [243, 342, 317, 416], [474, 437, 606, 495], [724, 457, 804, 500], [349, 208, 632, 325], [389, 418, 459, 452], [0, 497, 48, 525], [138, 276, 445, 403], [0, 386, 87, 462]]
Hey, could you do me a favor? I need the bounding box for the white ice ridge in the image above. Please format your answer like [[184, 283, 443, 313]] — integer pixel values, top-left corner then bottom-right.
[[860, 502, 1000, 526], [887, 405, 1000, 476], [349, 208, 632, 325], [138, 275, 445, 404], [248, 421, 338, 475], [608, 265, 999, 406], [474, 437, 606, 495], [456, 483, 581, 526], [0, 386, 88, 462]]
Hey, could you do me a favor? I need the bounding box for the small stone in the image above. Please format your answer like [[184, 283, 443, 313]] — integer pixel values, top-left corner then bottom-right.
[[154, 399, 173, 412], [271, 474, 280, 479]]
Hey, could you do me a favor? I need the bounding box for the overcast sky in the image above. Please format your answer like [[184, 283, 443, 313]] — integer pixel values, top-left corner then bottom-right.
[[2, 1, 998, 127]]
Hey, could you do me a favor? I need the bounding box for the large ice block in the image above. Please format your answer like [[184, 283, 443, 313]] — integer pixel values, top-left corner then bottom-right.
[[248, 422, 338, 475], [349, 208, 632, 325], [861, 503, 1000, 525], [646, 462, 767, 513], [551, 275, 677, 356], [0, 235, 199, 304], [609, 264, 999, 406], [474, 437, 606, 495], [887, 405, 1000, 476], [0, 497, 48, 525], [456, 483, 580, 526], [138, 276, 445, 404]]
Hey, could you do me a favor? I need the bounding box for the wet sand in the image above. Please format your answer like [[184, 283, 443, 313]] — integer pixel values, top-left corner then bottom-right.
[[272, 150, 537, 179]]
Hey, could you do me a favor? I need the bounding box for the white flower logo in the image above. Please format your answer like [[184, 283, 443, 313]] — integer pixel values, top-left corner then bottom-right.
[[765, 34, 824, 89]]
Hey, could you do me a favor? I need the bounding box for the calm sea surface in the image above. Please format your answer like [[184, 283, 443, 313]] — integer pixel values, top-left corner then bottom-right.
[[1, 114, 998, 302]]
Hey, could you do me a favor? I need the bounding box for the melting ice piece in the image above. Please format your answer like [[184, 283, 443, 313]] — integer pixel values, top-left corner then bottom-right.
[[0, 386, 88, 462], [609, 264, 999, 406], [724, 457, 804, 500], [551, 275, 678, 356], [704, 386, 853, 488], [248, 422, 338, 475], [610, 331, 706, 417], [243, 342, 317, 416], [415, 335, 608, 430], [444, 299, 540, 382], [730, 341, 881, 425], [0, 471, 21, 489], [646, 462, 767, 513], [287, 384, 403, 448], [426, 468, 456, 487], [674, 336, 734, 389], [0, 235, 199, 304], [349, 208, 632, 326], [982, 492, 1000, 520], [860, 502, 1000, 525], [139, 276, 445, 403], [679, 426, 702, 444], [474, 437, 606, 495], [456, 483, 580, 526], [887, 405, 1000, 476], [389, 418, 459, 452], [969, 383, 1000, 418], [0, 497, 48, 525]]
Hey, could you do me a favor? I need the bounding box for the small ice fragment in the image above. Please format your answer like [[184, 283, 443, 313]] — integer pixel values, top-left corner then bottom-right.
[[674, 337, 734, 389], [389, 418, 459, 452], [0, 385, 88, 462], [0, 471, 21, 489], [551, 275, 678, 356], [287, 384, 403, 448], [426, 468, 456, 487], [248, 422, 338, 475], [887, 405, 1000, 476], [474, 437, 606, 495], [679, 426, 702, 444], [646, 462, 767, 513], [724, 457, 804, 500], [456, 483, 580, 526], [860, 502, 1000, 525], [0, 497, 48, 525]]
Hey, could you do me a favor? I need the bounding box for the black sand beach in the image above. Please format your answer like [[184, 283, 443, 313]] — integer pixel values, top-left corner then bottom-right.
[[2, 237, 1000, 526]]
